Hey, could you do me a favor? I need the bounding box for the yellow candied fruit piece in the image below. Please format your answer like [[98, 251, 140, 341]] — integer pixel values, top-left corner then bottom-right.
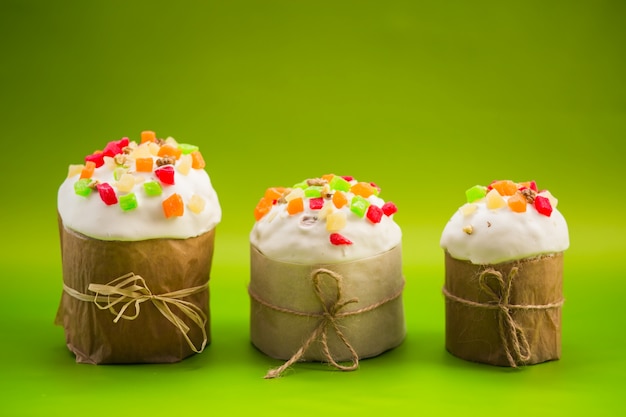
[[131, 143, 153, 159], [460, 203, 478, 216], [148, 141, 160, 156], [188, 194, 206, 214], [284, 187, 305, 202], [67, 164, 84, 178], [486, 189, 506, 210], [103, 156, 116, 170], [116, 173, 136, 193], [177, 154, 192, 175], [318, 200, 334, 220], [326, 211, 347, 232], [165, 136, 179, 147], [538, 190, 558, 208]]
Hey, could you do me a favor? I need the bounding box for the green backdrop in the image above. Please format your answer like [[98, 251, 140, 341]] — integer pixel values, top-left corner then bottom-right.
[[1, 0, 625, 415]]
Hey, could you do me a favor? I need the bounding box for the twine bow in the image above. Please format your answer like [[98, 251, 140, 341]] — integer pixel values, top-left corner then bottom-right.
[[63, 273, 208, 353], [262, 268, 360, 379], [442, 267, 564, 368]]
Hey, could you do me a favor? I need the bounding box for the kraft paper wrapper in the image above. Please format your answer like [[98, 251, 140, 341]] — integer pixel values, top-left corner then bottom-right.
[[55, 216, 215, 364], [444, 251, 563, 367], [249, 244, 406, 362]]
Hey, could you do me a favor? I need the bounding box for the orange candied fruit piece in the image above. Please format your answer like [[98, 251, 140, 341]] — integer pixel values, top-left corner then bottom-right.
[[158, 144, 183, 160], [135, 157, 154, 172], [286, 197, 304, 215], [264, 187, 286, 201], [162, 193, 184, 218], [254, 197, 274, 221], [141, 130, 156, 143], [350, 182, 377, 198], [507, 192, 527, 213], [80, 161, 96, 179], [190, 151, 205, 169], [321, 173, 335, 183], [490, 180, 518, 196], [332, 190, 348, 209]]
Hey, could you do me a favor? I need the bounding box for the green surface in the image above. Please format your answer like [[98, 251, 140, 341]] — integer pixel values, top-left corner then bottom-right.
[[1, 0, 625, 415]]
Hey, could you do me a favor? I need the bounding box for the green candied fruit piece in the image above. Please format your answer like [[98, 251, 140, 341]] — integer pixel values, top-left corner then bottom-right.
[[304, 186, 323, 198], [143, 181, 162, 196], [350, 195, 370, 217], [119, 193, 138, 211], [178, 143, 199, 155], [292, 180, 308, 190], [465, 185, 487, 203], [74, 179, 93, 197], [329, 176, 351, 192]]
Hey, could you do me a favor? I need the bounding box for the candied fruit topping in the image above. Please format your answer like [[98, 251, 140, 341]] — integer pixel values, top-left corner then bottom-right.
[[309, 197, 324, 210], [163, 193, 184, 218], [330, 233, 352, 246], [155, 165, 175, 185], [74, 179, 93, 197], [252, 175, 399, 247], [461, 180, 560, 217], [534, 195, 553, 216], [465, 185, 487, 203], [188, 194, 206, 214], [366, 204, 383, 223], [486, 189, 506, 210], [143, 181, 162, 196], [119, 193, 138, 211], [66, 131, 210, 219], [381, 202, 398, 216], [287, 197, 304, 215], [97, 183, 118, 206]]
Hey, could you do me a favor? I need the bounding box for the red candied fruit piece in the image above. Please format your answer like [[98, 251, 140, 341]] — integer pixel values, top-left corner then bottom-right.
[[85, 152, 105, 168], [155, 165, 175, 185], [534, 195, 553, 216], [330, 233, 353, 246], [96, 183, 118, 205], [366, 205, 383, 223], [341, 175, 354, 182], [519, 180, 538, 192], [309, 197, 324, 210], [381, 201, 398, 216]]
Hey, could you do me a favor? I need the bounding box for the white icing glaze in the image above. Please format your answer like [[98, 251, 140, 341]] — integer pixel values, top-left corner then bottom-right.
[[58, 138, 221, 241], [440, 194, 569, 265], [250, 180, 402, 264]]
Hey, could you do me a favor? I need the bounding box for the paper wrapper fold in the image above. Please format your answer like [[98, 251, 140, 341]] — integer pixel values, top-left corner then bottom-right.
[[443, 251, 563, 367], [56, 218, 215, 364], [249, 244, 406, 365]]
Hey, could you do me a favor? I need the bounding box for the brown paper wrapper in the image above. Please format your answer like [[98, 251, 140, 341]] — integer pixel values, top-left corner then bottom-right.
[[249, 244, 406, 363], [444, 251, 563, 367], [55, 217, 215, 364]]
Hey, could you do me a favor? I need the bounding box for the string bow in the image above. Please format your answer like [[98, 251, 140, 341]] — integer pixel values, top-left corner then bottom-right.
[[63, 272, 208, 353], [264, 268, 360, 379], [478, 267, 531, 367]]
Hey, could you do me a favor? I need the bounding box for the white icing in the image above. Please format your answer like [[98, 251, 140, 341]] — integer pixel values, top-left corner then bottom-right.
[[58, 142, 221, 241], [250, 190, 402, 264], [440, 196, 569, 265]]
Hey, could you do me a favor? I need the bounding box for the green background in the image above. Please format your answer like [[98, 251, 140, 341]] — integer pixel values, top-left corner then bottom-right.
[[1, 0, 625, 415]]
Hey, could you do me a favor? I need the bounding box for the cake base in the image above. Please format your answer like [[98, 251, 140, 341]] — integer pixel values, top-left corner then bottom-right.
[[444, 251, 563, 367], [56, 219, 215, 364], [249, 244, 406, 366]]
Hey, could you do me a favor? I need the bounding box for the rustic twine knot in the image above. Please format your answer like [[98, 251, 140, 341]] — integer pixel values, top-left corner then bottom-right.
[[63, 272, 208, 353], [263, 268, 360, 379], [442, 267, 564, 368]]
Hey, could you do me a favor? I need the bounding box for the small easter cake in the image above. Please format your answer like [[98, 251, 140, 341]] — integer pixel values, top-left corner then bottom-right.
[[440, 180, 569, 367], [249, 174, 405, 378], [56, 131, 221, 364]]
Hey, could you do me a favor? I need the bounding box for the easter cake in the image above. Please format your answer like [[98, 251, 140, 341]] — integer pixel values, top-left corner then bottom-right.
[[440, 180, 569, 367], [56, 131, 221, 364], [249, 174, 405, 378]]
